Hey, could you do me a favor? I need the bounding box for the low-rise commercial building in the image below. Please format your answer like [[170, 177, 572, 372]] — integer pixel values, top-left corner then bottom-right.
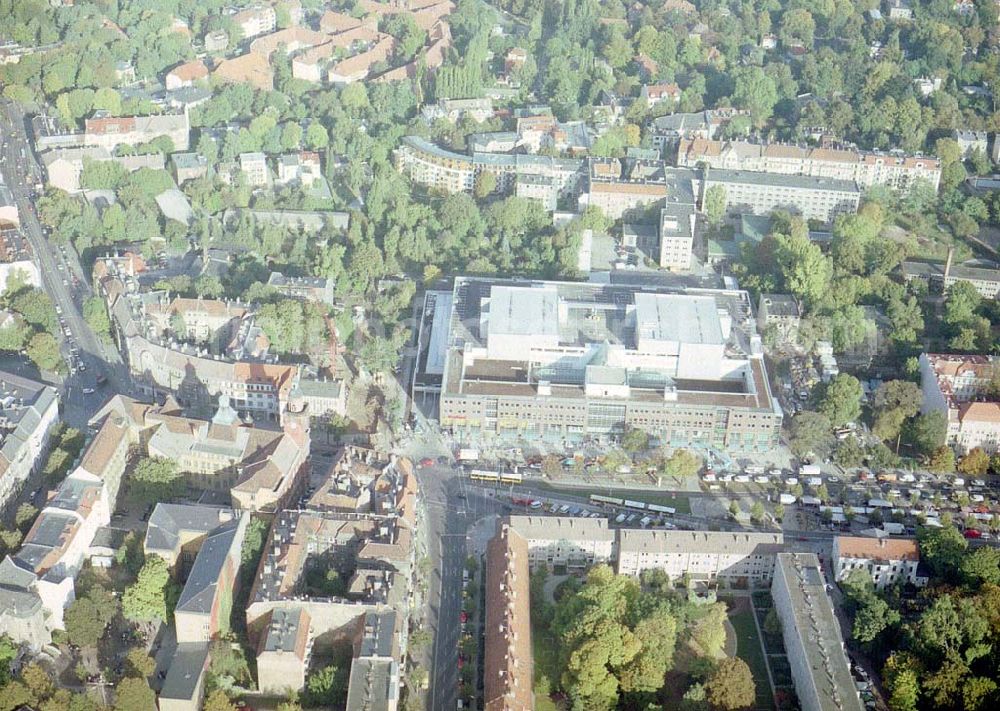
[[702, 169, 861, 223], [617, 530, 784, 584], [772, 553, 865, 711], [832, 536, 924, 589]]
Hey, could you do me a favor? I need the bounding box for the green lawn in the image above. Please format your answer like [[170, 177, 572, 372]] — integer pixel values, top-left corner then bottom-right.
[[534, 482, 692, 514], [531, 615, 563, 711], [729, 607, 774, 711]]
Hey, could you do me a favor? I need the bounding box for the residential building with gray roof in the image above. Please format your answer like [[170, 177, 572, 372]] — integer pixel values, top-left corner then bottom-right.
[[0, 370, 59, 517], [144, 503, 235, 569], [257, 607, 312, 694], [617, 530, 785, 583], [702, 169, 861, 223], [174, 514, 248, 644], [772, 553, 865, 711], [159, 642, 211, 711]]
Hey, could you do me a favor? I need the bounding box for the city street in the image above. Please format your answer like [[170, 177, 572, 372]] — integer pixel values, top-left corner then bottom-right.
[[0, 99, 131, 427], [416, 463, 507, 711]]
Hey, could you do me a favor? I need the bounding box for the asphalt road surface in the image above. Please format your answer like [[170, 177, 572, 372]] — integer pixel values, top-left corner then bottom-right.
[[417, 463, 509, 711], [0, 100, 132, 426]]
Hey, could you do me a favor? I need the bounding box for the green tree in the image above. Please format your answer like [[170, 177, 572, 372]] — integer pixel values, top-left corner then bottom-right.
[[280, 122, 303, 151], [0, 635, 16, 686], [853, 596, 900, 644], [705, 658, 756, 710], [906, 411, 947, 456], [958, 448, 990, 476], [819, 374, 863, 428], [918, 526, 968, 580], [780, 8, 815, 46], [776, 230, 832, 308], [473, 171, 497, 199], [64, 589, 118, 649], [122, 556, 179, 623], [928, 446, 956, 474], [82, 297, 111, 342], [203, 690, 236, 711], [113, 677, 156, 711], [621, 427, 648, 453], [26, 332, 61, 372], [960, 546, 1000, 586], [834, 437, 865, 468], [943, 281, 982, 331], [885, 665, 920, 711], [14, 502, 37, 531], [552, 565, 677, 707], [689, 603, 728, 657], [128, 457, 185, 506], [305, 122, 329, 150], [125, 647, 156, 679], [731, 66, 779, 127], [8, 289, 58, 335], [704, 184, 727, 226], [790, 411, 834, 459], [20, 663, 53, 701], [303, 664, 349, 707], [873, 380, 922, 443], [0, 681, 34, 710], [664, 449, 702, 479], [750, 500, 765, 522]]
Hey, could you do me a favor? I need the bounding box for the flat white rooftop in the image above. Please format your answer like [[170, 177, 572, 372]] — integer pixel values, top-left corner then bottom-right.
[[635, 292, 724, 345], [488, 285, 559, 338]]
